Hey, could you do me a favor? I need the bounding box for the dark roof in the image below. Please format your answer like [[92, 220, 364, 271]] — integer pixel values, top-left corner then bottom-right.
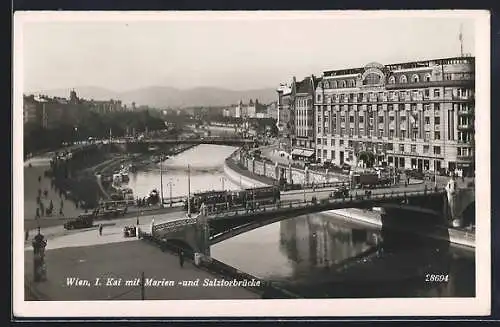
[[295, 76, 318, 94]]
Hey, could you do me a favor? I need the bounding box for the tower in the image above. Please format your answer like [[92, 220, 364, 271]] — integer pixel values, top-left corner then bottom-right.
[[69, 89, 78, 104], [459, 24, 464, 57]]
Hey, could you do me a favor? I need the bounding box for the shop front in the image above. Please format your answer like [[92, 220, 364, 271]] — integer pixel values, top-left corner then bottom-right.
[[291, 148, 315, 163]]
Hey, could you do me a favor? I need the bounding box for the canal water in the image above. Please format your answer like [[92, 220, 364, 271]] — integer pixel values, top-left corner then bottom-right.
[[128, 144, 475, 298], [127, 144, 241, 199]]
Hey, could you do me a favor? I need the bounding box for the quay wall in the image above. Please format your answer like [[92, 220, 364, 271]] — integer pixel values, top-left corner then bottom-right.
[[223, 151, 475, 249]]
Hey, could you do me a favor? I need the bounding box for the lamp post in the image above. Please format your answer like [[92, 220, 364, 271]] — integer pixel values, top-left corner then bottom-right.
[[32, 225, 47, 282], [167, 179, 174, 208], [136, 210, 143, 225], [159, 153, 164, 207], [187, 164, 191, 217], [434, 164, 438, 188]]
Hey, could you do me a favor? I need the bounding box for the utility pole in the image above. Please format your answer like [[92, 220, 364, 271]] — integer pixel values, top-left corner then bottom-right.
[[187, 164, 191, 217], [140, 271, 145, 300], [160, 154, 164, 207], [169, 180, 173, 208]]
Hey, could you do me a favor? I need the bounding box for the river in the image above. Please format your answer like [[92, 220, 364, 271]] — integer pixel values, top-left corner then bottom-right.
[[127, 144, 475, 298]]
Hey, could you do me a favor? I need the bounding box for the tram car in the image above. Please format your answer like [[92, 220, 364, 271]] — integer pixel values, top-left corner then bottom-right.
[[184, 186, 280, 214]]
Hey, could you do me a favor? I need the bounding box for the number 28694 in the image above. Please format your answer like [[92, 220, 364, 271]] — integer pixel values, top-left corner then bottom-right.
[[425, 274, 449, 282]]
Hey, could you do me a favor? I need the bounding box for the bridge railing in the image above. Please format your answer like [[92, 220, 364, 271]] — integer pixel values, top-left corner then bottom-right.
[[207, 188, 445, 220]]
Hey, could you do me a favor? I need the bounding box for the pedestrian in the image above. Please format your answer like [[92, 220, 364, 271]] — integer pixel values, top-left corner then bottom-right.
[[38, 176, 41, 183], [59, 207, 64, 216], [179, 250, 184, 268], [35, 207, 40, 219], [25, 230, 29, 241], [98, 224, 103, 236]]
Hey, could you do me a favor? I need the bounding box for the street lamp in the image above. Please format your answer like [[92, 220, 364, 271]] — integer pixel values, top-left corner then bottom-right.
[[136, 210, 143, 225], [159, 153, 164, 207], [187, 164, 191, 217], [167, 179, 174, 208]]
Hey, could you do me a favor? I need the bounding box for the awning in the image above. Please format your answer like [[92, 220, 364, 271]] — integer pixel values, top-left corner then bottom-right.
[[291, 149, 315, 157], [302, 150, 315, 157]]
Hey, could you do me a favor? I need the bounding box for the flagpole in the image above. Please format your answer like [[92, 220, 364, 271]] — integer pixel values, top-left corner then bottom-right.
[[160, 154, 164, 207], [187, 164, 191, 217]]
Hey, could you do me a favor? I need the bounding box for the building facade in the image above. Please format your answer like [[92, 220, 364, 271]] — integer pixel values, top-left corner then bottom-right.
[[314, 57, 475, 176], [276, 83, 294, 150], [234, 99, 268, 119], [266, 101, 278, 120], [23, 90, 126, 129], [292, 75, 321, 160]]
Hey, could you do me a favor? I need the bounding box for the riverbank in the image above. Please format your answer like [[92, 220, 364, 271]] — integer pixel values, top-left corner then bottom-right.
[[223, 152, 475, 250]]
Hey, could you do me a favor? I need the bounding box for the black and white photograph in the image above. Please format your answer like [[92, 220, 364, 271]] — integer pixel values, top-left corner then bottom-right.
[[13, 10, 490, 317]]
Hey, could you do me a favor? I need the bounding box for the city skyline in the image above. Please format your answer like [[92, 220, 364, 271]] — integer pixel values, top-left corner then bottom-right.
[[18, 11, 477, 93]]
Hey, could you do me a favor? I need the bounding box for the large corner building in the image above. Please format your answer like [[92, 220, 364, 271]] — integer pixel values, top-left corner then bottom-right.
[[313, 56, 475, 176]]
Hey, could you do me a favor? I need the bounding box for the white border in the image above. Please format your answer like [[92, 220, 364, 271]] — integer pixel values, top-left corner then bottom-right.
[[13, 10, 491, 317]]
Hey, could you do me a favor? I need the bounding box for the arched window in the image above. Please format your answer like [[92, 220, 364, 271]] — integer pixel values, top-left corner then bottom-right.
[[400, 75, 407, 83], [425, 73, 431, 82], [363, 73, 381, 85], [412, 74, 419, 83], [331, 81, 337, 88], [324, 81, 329, 89], [350, 80, 356, 87], [341, 80, 346, 88], [388, 76, 395, 84]]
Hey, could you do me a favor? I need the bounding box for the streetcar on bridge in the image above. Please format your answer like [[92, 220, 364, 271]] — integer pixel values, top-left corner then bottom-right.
[[184, 186, 281, 214]]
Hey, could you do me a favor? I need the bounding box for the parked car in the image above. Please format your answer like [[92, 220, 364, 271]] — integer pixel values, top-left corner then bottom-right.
[[330, 186, 349, 199], [64, 212, 95, 230]]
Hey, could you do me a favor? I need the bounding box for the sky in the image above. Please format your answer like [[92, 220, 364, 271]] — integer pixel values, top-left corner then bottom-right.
[[17, 11, 481, 92]]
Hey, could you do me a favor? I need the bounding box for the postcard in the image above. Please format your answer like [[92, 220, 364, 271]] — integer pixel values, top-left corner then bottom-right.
[[13, 10, 490, 318]]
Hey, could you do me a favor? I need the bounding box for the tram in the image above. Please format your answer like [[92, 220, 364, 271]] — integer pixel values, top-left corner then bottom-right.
[[184, 186, 280, 214]]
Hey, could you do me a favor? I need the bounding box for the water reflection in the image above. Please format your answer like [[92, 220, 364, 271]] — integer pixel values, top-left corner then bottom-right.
[[212, 213, 475, 298]]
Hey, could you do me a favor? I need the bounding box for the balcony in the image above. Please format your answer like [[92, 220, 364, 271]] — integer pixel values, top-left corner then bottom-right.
[[452, 94, 474, 101], [458, 109, 474, 116], [457, 154, 474, 161], [385, 79, 474, 90]]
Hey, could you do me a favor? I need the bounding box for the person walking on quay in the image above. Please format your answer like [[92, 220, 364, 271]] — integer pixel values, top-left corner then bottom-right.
[[38, 175, 41, 183], [98, 224, 103, 236], [25, 230, 29, 241], [179, 250, 184, 268]]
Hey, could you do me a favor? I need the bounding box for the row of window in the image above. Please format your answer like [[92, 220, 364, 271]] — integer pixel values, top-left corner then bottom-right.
[[321, 71, 474, 89], [319, 114, 442, 125], [319, 129, 442, 140], [316, 142, 443, 155], [316, 87, 472, 104], [316, 131, 444, 147], [315, 146, 444, 160]]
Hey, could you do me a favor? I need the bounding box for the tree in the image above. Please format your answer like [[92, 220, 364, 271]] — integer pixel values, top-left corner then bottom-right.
[[358, 151, 375, 168]]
